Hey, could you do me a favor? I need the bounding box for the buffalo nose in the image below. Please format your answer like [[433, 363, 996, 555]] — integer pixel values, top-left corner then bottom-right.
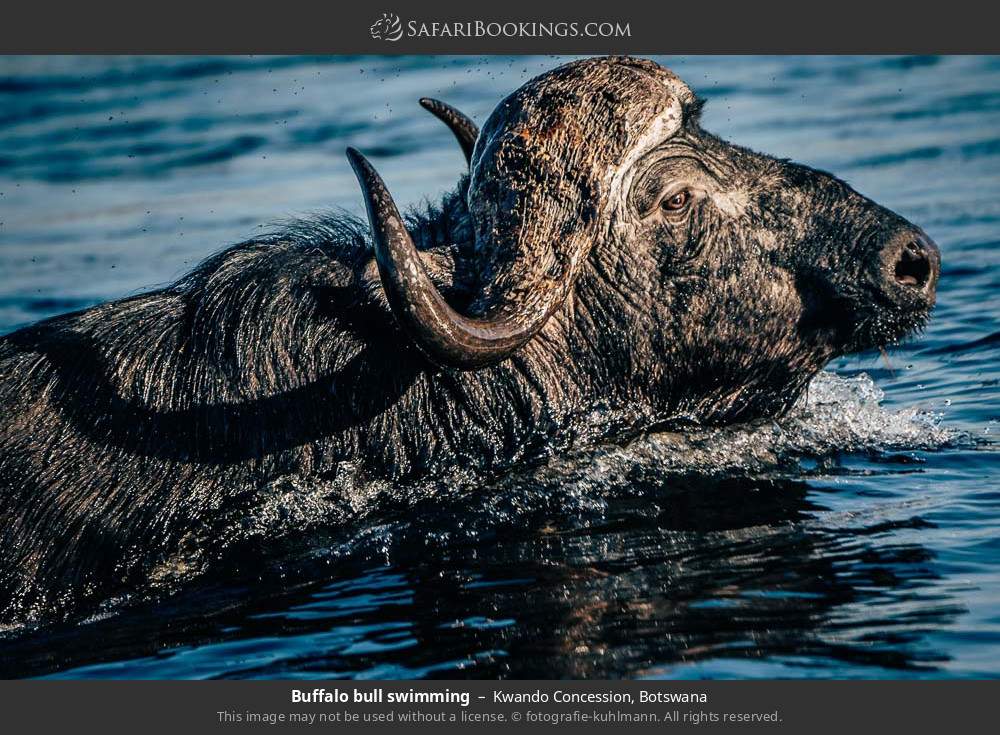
[[884, 229, 940, 297]]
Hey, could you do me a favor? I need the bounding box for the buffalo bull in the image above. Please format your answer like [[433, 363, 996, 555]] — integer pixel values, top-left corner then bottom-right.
[[0, 57, 939, 622]]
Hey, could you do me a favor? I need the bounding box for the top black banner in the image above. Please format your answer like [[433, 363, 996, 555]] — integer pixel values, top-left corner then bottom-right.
[[2, 0, 998, 54]]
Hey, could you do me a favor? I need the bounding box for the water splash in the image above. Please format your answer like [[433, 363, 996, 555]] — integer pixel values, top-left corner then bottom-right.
[[220, 371, 968, 565], [631, 370, 965, 477]]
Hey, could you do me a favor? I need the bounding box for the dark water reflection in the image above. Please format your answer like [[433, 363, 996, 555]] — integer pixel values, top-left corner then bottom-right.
[[0, 471, 964, 679]]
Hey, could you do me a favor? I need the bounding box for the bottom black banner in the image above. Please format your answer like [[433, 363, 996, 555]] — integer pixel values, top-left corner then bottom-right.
[[0, 680, 993, 732]]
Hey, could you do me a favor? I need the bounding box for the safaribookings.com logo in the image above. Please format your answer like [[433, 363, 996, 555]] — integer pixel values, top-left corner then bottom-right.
[[370, 13, 404, 42], [369, 14, 631, 42]]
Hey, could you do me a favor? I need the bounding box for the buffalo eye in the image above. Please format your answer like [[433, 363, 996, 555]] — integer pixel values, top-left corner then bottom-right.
[[661, 190, 691, 212]]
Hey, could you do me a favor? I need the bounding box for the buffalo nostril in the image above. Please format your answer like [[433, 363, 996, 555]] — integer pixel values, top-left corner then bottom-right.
[[893, 240, 932, 288]]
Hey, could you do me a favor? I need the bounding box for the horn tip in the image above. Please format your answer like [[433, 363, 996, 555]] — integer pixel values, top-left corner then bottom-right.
[[345, 146, 366, 171], [346, 147, 380, 189]]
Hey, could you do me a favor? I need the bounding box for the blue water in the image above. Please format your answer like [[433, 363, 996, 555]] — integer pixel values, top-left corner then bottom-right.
[[0, 55, 998, 679]]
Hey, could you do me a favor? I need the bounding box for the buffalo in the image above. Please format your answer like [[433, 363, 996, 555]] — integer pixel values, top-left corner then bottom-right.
[[0, 57, 939, 623]]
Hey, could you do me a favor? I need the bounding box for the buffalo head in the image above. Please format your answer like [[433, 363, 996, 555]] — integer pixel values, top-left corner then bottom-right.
[[349, 57, 940, 421], [349, 56, 939, 423]]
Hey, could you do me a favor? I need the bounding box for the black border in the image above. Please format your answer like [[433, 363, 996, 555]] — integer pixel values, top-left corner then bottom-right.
[[1, 0, 997, 53]]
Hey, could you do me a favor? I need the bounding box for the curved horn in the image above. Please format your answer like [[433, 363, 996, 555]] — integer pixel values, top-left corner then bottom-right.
[[419, 98, 478, 166], [350, 58, 689, 370], [346, 147, 566, 370]]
